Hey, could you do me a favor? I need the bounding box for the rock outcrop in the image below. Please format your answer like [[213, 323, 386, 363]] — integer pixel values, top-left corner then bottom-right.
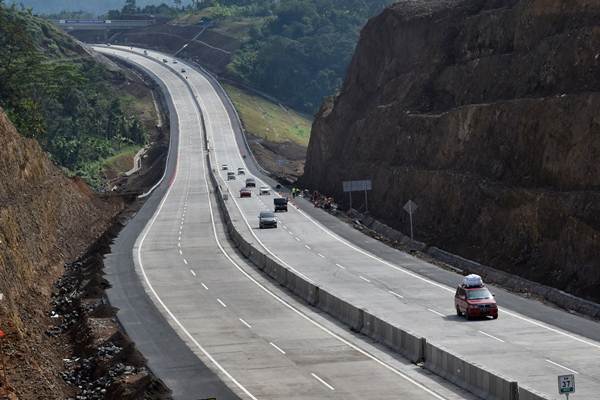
[[302, 0, 600, 302]]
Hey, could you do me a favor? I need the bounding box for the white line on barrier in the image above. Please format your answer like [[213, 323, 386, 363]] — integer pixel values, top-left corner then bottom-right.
[[269, 342, 286, 355], [311, 373, 335, 391], [427, 309, 445, 317], [201, 283, 209, 290], [545, 359, 579, 374], [217, 299, 227, 308], [478, 330, 504, 343], [190, 270, 196, 277], [359, 276, 371, 283], [388, 290, 404, 299], [239, 318, 252, 329]]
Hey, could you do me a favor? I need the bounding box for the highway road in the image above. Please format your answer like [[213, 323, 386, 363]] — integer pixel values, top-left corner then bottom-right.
[[95, 46, 476, 400], [167, 48, 600, 399], [97, 45, 600, 399]]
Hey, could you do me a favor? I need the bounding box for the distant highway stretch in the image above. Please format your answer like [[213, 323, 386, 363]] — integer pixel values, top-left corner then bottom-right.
[[94, 45, 471, 400], [94, 46, 600, 399], [52, 19, 154, 31]]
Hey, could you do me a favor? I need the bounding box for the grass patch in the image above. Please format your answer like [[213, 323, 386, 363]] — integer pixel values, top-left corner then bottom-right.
[[102, 145, 141, 175], [223, 83, 312, 146]]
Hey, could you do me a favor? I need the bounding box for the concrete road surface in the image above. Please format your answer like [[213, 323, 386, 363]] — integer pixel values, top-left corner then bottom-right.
[[99, 46, 600, 400], [96, 46, 476, 400]]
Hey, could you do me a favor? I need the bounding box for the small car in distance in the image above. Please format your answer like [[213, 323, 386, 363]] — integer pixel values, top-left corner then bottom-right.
[[274, 197, 288, 212], [454, 274, 498, 320], [181, 68, 186, 73], [222, 164, 228, 170], [258, 211, 277, 229], [240, 188, 251, 198], [237, 168, 245, 175], [259, 186, 271, 195], [245, 177, 256, 188], [227, 172, 236, 180]]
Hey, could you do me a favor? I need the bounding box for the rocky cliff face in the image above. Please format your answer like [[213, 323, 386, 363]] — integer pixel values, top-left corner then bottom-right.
[[302, 0, 600, 302], [0, 109, 122, 398]]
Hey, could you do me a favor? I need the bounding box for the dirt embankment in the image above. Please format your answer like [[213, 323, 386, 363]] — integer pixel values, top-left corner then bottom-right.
[[302, 0, 600, 303], [0, 106, 169, 399]]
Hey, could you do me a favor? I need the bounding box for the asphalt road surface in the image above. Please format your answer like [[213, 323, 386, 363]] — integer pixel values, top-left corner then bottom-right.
[[96, 45, 477, 400]]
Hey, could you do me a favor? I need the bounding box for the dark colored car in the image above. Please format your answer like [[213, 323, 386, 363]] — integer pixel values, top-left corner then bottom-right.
[[274, 197, 288, 212], [245, 178, 256, 188], [259, 211, 277, 229], [455, 285, 498, 320], [240, 188, 251, 198]]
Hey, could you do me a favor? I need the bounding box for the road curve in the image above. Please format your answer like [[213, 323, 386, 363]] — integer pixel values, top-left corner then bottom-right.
[[95, 46, 475, 400], [107, 47, 600, 399]]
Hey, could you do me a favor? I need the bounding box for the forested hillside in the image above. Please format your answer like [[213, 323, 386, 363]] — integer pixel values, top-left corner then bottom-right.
[[0, 2, 147, 188], [198, 0, 397, 112]]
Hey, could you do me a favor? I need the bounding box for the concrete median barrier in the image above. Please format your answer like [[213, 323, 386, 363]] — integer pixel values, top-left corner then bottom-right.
[[424, 343, 519, 400], [361, 312, 424, 363], [518, 386, 551, 400], [286, 271, 319, 305], [317, 289, 364, 332], [264, 257, 287, 284]]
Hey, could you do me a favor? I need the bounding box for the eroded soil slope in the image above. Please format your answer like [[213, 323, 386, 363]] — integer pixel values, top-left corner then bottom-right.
[[0, 109, 122, 398], [302, 0, 600, 302]]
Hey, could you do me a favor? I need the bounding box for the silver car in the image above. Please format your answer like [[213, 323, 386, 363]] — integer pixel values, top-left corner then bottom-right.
[[258, 211, 277, 229]]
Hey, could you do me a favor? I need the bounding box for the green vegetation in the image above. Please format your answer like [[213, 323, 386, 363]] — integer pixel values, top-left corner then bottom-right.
[[108, 0, 396, 114], [223, 83, 311, 146], [195, 0, 396, 113], [0, 1, 147, 189]]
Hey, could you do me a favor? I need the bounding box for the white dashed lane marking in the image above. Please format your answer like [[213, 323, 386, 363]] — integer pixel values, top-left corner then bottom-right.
[[217, 299, 227, 308], [311, 373, 335, 391], [239, 318, 252, 328], [359, 276, 371, 283], [427, 308, 445, 317], [269, 342, 286, 355]]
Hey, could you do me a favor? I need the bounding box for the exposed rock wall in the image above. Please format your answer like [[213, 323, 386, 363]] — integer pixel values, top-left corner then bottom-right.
[[0, 109, 122, 398], [302, 0, 600, 302]]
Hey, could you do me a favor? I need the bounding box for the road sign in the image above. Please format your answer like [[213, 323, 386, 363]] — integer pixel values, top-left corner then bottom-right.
[[403, 200, 418, 240], [403, 200, 418, 214], [558, 374, 575, 395], [342, 180, 372, 193], [342, 180, 372, 212]]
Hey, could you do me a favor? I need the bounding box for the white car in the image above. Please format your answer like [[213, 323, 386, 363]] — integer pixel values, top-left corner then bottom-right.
[[259, 186, 271, 195]]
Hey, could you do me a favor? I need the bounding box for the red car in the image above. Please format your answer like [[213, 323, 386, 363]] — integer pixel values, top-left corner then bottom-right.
[[240, 188, 252, 198], [455, 285, 498, 320]]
